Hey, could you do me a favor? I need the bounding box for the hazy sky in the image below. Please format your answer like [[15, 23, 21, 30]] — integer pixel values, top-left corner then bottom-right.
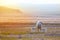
[[0, 0, 60, 17], [20, 4, 60, 17]]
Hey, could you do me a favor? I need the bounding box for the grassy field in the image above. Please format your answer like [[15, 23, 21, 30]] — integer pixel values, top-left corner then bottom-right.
[[0, 35, 60, 40], [0, 22, 60, 40], [0, 32, 60, 40]]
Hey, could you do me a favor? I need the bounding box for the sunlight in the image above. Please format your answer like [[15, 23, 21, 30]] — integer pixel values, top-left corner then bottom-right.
[[0, 0, 60, 6]]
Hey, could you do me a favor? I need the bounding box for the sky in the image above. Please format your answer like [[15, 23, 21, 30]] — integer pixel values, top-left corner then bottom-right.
[[0, 0, 60, 4], [0, 0, 60, 17]]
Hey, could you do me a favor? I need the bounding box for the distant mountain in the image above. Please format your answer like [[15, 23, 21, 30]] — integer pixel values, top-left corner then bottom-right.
[[0, 6, 22, 13], [0, 6, 23, 22]]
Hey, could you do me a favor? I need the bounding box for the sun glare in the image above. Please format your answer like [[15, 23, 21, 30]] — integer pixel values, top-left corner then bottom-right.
[[0, 0, 60, 6]]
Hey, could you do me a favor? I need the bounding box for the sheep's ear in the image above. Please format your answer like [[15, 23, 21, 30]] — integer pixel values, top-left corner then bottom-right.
[[35, 21, 39, 27]]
